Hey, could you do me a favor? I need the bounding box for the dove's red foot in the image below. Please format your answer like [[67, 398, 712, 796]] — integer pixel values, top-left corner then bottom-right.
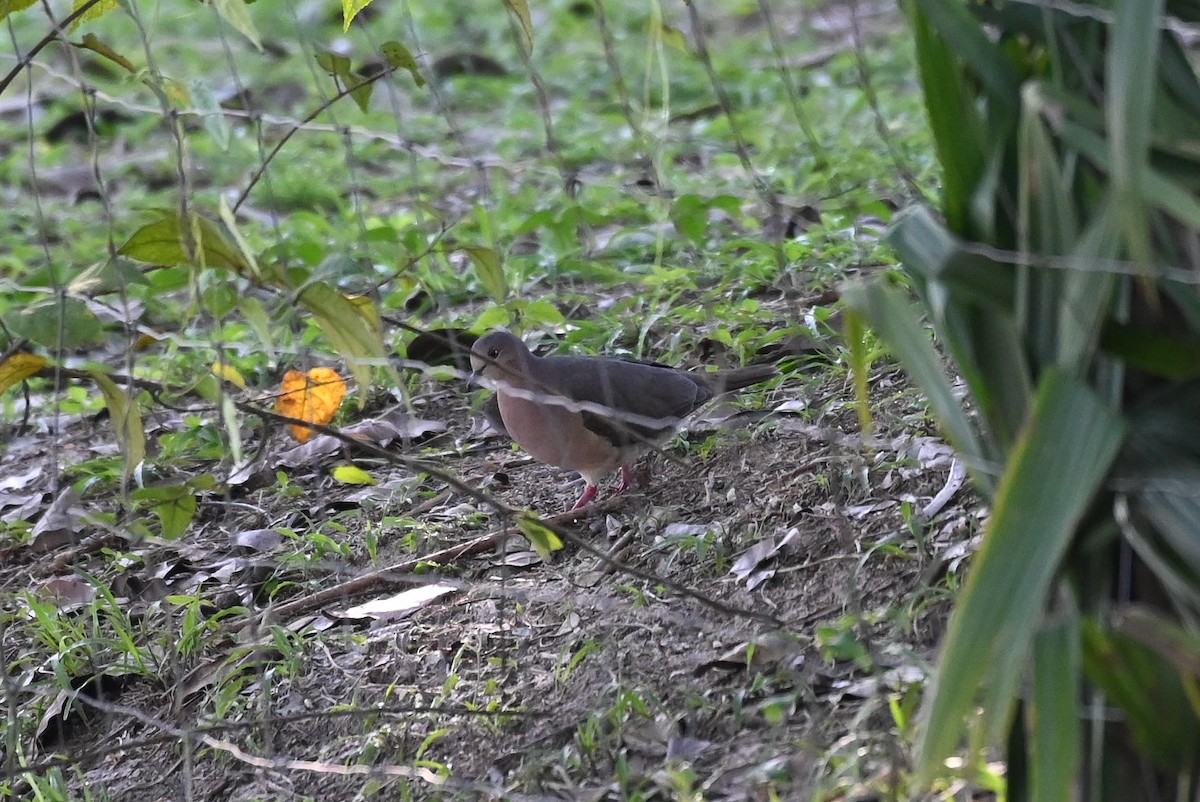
[[616, 465, 636, 494], [572, 483, 599, 510]]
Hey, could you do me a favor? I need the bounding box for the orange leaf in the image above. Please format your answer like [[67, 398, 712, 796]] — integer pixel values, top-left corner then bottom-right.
[[275, 367, 347, 443]]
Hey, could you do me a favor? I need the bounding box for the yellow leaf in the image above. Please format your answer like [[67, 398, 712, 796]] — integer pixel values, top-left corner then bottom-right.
[[381, 41, 425, 87], [344, 293, 384, 340], [90, 372, 146, 478], [518, 513, 563, 559], [652, 20, 689, 54], [332, 464, 376, 486], [71, 0, 117, 26], [341, 0, 373, 30], [504, 0, 533, 52], [0, 352, 47, 394], [133, 333, 165, 351], [74, 33, 136, 72], [211, 360, 247, 390], [275, 368, 347, 443]]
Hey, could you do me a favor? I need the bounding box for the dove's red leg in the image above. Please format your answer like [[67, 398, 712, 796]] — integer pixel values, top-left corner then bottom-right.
[[572, 483, 599, 510]]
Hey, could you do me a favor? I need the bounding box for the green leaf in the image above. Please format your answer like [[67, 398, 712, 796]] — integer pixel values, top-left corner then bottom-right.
[[911, 0, 1021, 114], [218, 195, 261, 281], [670, 194, 709, 247], [517, 513, 562, 559], [119, 213, 251, 273], [886, 205, 1012, 307], [886, 206, 1031, 449], [91, 371, 146, 480], [155, 492, 196, 539], [1107, 0, 1163, 268], [315, 50, 372, 111], [1082, 617, 1200, 771], [1055, 199, 1120, 377], [1114, 606, 1200, 693], [843, 307, 872, 434], [381, 41, 425, 87], [520, 299, 564, 327], [239, 295, 273, 349], [1029, 621, 1081, 802], [473, 306, 511, 332], [1100, 322, 1200, 380], [0, 0, 38, 22], [906, 0, 988, 232], [133, 484, 196, 539], [221, 395, 243, 466], [5, 295, 105, 350], [316, 51, 352, 79], [464, 246, 506, 302], [70, 0, 117, 25], [295, 281, 391, 402], [211, 0, 262, 51], [191, 77, 231, 151], [917, 371, 1126, 781], [652, 19, 688, 54]]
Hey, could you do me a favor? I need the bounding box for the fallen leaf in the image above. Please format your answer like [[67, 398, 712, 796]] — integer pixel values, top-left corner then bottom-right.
[[0, 492, 46, 524], [494, 550, 543, 568], [340, 583, 457, 622], [332, 464, 376, 486], [275, 367, 347, 443], [0, 464, 43, 492], [37, 576, 97, 610], [273, 411, 445, 468], [231, 528, 284, 552], [730, 528, 801, 588], [30, 488, 84, 552], [730, 537, 778, 582], [694, 631, 803, 675], [517, 513, 562, 559]]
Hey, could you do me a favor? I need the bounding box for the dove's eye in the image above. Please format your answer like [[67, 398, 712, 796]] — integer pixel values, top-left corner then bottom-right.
[[488, 348, 500, 359]]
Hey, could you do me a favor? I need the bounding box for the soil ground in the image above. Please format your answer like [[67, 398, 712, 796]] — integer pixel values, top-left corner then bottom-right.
[[0, 329, 980, 801]]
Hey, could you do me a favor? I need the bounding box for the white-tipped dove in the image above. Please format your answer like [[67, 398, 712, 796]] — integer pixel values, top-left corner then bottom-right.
[[470, 330, 776, 509]]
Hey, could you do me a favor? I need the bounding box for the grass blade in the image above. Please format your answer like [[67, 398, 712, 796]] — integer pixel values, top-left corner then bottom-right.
[[1030, 621, 1082, 802], [841, 278, 988, 487], [1107, 0, 1164, 267], [917, 370, 1126, 780]]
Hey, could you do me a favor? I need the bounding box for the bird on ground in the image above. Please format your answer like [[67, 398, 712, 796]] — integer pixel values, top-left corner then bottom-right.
[[470, 330, 776, 510]]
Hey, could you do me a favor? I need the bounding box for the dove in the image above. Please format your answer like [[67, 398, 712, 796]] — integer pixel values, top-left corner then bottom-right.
[[470, 330, 775, 509]]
